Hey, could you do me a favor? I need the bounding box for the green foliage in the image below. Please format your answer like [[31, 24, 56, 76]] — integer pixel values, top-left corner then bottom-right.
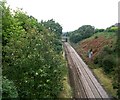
[[102, 55, 115, 74], [94, 36, 98, 39], [106, 26, 118, 32], [69, 25, 95, 43], [94, 46, 116, 74], [69, 33, 82, 43], [2, 2, 65, 99], [2, 3, 24, 46], [41, 19, 63, 53], [77, 25, 95, 38], [2, 76, 18, 99], [53, 39, 62, 53], [110, 27, 118, 31], [114, 26, 120, 99], [93, 56, 100, 65], [93, 33, 119, 97], [94, 55, 103, 67], [95, 29, 105, 33], [42, 19, 62, 37], [103, 45, 113, 54]]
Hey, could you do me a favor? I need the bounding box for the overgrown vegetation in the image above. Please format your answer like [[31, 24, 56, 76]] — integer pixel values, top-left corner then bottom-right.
[[71, 25, 119, 98], [94, 45, 116, 74], [1, 1, 67, 99], [113, 24, 120, 99], [2, 76, 18, 99]]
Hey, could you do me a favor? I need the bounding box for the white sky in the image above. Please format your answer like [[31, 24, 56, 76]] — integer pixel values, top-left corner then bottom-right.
[[6, 0, 119, 32]]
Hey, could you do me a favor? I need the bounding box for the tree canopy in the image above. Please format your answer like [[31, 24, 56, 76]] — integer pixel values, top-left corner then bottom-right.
[[69, 25, 95, 43]]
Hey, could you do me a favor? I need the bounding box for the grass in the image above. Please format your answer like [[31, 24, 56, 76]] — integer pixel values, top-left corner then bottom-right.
[[58, 53, 73, 98], [76, 32, 116, 48], [92, 32, 116, 39], [58, 76, 73, 98], [85, 32, 116, 41], [93, 68, 117, 98]]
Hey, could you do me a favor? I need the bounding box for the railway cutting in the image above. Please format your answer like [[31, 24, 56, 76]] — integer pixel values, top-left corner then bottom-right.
[[64, 42, 110, 99]]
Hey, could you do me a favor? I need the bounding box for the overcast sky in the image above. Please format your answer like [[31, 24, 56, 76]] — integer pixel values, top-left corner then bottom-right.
[[6, 0, 119, 32]]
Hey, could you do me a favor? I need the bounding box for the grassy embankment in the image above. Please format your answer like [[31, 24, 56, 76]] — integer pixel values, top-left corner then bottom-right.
[[58, 50, 73, 98], [73, 32, 117, 97]]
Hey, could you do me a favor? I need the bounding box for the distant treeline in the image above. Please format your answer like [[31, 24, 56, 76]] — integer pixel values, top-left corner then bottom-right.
[[64, 24, 118, 43]]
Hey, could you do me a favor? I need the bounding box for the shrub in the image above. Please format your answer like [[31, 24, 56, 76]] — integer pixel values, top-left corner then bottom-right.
[[94, 51, 105, 67], [95, 29, 104, 33], [103, 45, 113, 54], [2, 76, 18, 99], [94, 56, 99, 64], [94, 36, 98, 39], [69, 34, 82, 43], [102, 55, 115, 74]]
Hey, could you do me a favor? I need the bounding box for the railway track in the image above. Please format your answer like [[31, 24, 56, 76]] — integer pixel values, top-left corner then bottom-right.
[[64, 42, 110, 99]]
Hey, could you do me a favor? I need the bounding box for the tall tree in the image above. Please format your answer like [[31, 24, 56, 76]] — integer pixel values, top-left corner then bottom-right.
[[42, 19, 63, 37], [69, 25, 95, 43]]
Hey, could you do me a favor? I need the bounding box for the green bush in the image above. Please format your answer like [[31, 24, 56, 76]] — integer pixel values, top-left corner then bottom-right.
[[94, 46, 116, 73], [105, 26, 118, 32], [2, 76, 18, 99], [95, 29, 105, 33], [94, 50, 106, 67], [69, 33, 82, 43], [94, 56, 99, 64], [94, 36, 98, 39], [103, 45, 113, 54], [102, 55, 115, 74]]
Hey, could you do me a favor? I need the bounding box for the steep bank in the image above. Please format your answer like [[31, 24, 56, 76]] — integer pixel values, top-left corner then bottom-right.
[[74, 32, 117, 97]]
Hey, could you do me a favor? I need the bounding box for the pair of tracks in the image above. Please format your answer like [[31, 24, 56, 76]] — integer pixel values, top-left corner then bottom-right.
[[64, 42, 110, 99]]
